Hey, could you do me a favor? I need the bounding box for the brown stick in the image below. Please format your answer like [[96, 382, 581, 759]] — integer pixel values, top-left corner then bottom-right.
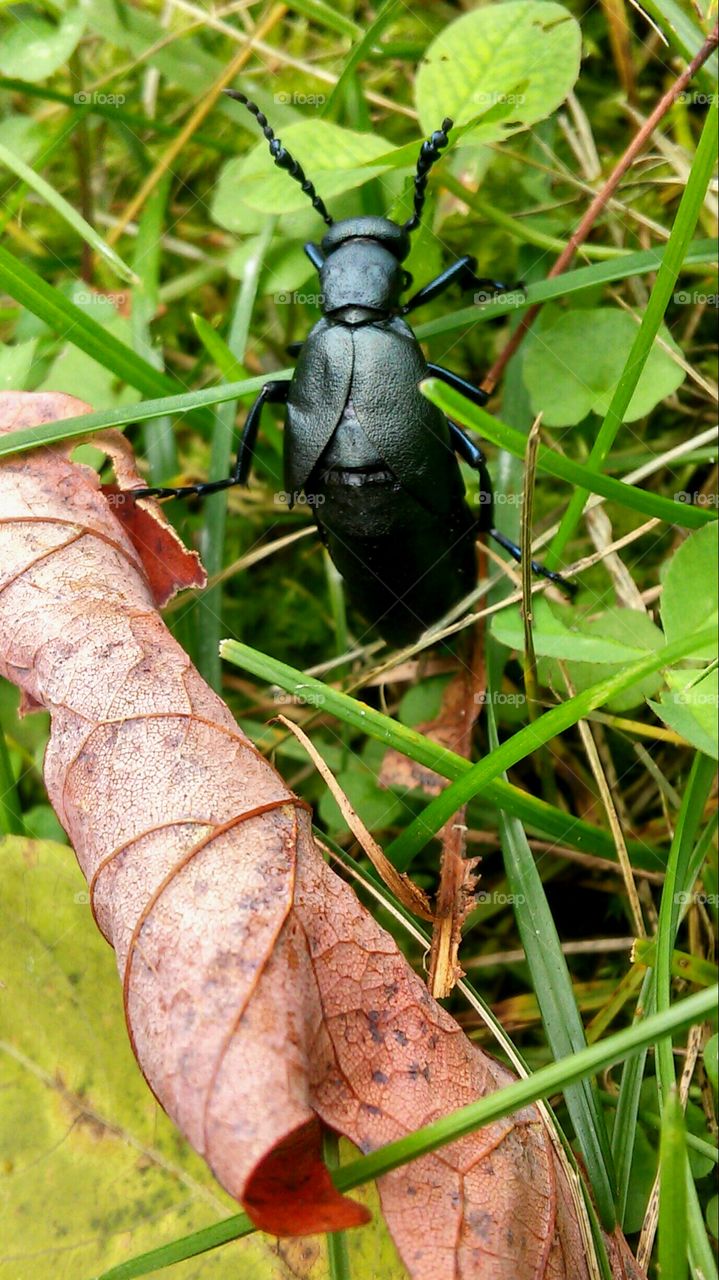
[[481, 25, 719, 394]]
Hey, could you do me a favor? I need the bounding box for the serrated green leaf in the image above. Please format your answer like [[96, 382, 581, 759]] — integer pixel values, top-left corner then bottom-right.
[[523, 309, 685, 426], [415, 1, 581, 142]]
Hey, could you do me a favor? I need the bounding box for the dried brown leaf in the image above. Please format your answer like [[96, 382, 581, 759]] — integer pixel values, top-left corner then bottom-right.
[[0, 392, 645, 1280]]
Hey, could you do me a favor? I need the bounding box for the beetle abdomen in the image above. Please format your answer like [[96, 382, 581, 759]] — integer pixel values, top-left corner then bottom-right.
[[307, 458, 477, 644]]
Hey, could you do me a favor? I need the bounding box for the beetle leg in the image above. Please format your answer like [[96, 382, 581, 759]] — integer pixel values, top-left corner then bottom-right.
[[426, 363, 489, 408], [304, 242, 325, 271], [489, 528, 577, 596], [131, 380, 288, 500], [447, 420, 494, 532], [233, 379, 288, 485], [401, 256, 523, 315], [286, 341, 304, 357], [447, 421, 577, 595]]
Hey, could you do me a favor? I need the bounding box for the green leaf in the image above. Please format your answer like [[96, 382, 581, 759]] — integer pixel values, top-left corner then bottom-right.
[[661, 523, 718, 661], [0, 338, 36, 390], [492, 602, 666, 711], [523, 309, 685, 427], [38, 313, 139, 410], [415, 1, 581, 142], [217, 122, 394, 217], [0, 835, 278, 1279], [491, 597, 664, 664], [650, 667, 719, 760], [318, 752, 404, 837], [0, 9, 85, 82]]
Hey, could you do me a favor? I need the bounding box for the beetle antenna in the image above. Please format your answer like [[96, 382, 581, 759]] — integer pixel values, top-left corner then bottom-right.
[[404, 117, 453, 233], [223, 89, 334, 226]]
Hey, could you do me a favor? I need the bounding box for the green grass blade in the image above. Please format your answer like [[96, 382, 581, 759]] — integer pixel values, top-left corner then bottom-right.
[[0, 142, 138, 284], [613, 755, 715, 1232], [0, 374, 282, 457], [0, 723, 23, 836], [289, 0, 361, 39], [322, 0, 400, 116], [96, 986, 717, 1280], [422, 382, 715, 532], [659, 1087, 689, 1280], [612, 969, 655, 1227], [387, 627, 716, 868], [219, 639, 665, 869], [655, 753, 716, 1095], [653, 752, 717, 1278], [335, 987, 718, 1192], [323, 1130, 352, 1280], [487, 682, 616, 1228], [414, 239, 718, 339], [131, 174, 177, 485], [0, 76, 237, 156], [192, 224, 271, 689], [547, 96, 719, 566], [0, 242, 196, 402], [639, 0, 718, 90]]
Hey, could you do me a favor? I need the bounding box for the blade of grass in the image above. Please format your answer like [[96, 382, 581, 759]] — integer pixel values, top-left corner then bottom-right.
[[658, 1087, 689, 1280], [0, 723, 23, 836], [413, 239, 717, 339], [639, 0, 718, 90], [547, 95, 719, 567], [193, 222, 273, 689], [386, 626, 716, 868], [0, 374, 284, 457], [219, 639, 666, 870], [131, 174, 177, 485], [96, 985, 717, 1280], [485, 639, 616, 1230], [0, 141, 138, 284], [612, 756, 716, 1226], [0, 242, 218, 418], [288, 0, 361, 39], [321, 0, 401, 117], [323, 1130, 352, 1280], [0, 76, 237, 156], [422, 381, 715, 532], [653, 751, 717, 1279]]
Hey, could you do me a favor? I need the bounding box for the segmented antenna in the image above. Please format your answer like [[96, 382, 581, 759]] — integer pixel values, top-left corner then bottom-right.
[[404, 117, 453, 233], [223, 89, 333, 226]]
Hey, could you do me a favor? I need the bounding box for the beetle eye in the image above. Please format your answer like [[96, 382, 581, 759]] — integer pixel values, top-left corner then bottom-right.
[[402, 270, 413, 291]]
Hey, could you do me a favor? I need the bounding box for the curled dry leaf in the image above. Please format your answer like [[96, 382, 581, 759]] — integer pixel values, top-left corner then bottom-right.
[[0, 392, 645, 1280]]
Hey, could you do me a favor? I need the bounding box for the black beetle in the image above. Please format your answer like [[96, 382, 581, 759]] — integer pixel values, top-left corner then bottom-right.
[[136, 94, 574, 645]]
